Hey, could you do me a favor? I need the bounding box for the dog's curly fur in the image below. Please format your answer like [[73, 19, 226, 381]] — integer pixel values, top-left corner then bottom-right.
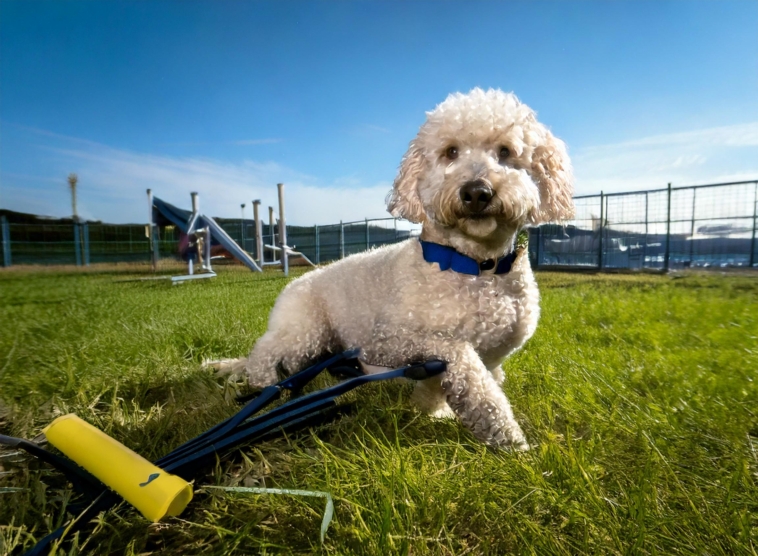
[[216, 88, 574, 449]]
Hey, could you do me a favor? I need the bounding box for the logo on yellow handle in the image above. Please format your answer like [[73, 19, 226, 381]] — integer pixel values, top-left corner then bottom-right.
[[140, 473, 161, 487]]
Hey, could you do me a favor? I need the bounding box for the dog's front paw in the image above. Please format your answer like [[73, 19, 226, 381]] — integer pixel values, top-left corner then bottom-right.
[[511, 438, 530, 452], [203, 358, 247, 379], [488, 423, 530, 451], [429, 404, 456, 420], [489, 436, 530, 452]]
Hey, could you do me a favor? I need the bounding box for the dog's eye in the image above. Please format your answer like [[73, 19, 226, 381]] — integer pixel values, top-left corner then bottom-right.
[[499, 146, 511, 161], [445, 146, 459, 160]]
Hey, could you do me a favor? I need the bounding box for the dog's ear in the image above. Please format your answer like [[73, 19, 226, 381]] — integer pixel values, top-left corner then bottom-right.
[[529, 129, 575, 224], [387, 144, 426, 223]]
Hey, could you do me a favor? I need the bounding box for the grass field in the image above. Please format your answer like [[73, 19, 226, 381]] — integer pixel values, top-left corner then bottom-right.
[[1, 265, 757, 555]]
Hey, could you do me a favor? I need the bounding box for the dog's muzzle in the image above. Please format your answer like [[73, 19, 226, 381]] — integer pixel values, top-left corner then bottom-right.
[[459, 180, 493, 215]]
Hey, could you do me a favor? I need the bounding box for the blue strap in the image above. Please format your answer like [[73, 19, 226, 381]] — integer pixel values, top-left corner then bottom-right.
[[420, 240, 480, 275], [162, 360, 445, 476], [495, 250, 519, 274], [419, 240, 518, 276], [158, 349, 361, 468], [156, 385, 282, 468], [0, 434, 105, 502]]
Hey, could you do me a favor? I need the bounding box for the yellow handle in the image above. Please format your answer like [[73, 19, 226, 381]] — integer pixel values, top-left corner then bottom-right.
[[43, 414, 193, 522]]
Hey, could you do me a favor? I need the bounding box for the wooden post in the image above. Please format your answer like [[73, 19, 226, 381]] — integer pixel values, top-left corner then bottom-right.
[[190, 192, 200, 273], [253, 200, 263, 266], [278, 183, 288, 277], [240, 203, 246, 252], [205, 224, 212, 273], [268, 206, 276, 263]]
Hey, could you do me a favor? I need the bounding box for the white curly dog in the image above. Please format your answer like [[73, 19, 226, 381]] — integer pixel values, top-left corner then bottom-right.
[[217, 88, 573, 449]]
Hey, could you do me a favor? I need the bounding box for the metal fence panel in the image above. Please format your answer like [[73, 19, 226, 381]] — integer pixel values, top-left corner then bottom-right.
[[536, 196, 601, 267], [87, 224, 151, 263], [533, 181, 757, 271], [7, 223, 79, 265], [1, 180, 755, 271]]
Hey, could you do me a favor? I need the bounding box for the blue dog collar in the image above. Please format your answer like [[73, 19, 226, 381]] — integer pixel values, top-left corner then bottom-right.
[[419, 239, 520, 276]]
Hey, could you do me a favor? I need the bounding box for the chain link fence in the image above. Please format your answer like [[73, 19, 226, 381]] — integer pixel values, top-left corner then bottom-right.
[[533, 180, 757, 270], [2, 180, 756, 271]]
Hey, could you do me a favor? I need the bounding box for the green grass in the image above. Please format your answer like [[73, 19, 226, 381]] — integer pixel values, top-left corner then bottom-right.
[[1, 265, 757, 555]]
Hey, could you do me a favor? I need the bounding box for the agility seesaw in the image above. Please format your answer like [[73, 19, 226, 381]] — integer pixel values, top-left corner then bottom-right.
[[0, 349, 446, 555]]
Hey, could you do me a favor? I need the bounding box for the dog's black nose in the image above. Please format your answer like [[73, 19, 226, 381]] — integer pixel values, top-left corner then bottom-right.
[[459, 181, 493, 214]]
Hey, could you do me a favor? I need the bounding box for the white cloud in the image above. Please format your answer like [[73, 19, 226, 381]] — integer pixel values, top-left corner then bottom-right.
[[573, 121, 758, 195], [4, 139, 394, 225], [5, 121, 756, 225], [159, 138, 283, 147]]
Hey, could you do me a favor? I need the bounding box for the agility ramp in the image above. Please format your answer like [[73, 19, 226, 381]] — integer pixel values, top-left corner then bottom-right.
[[151, 195, 262, 273]]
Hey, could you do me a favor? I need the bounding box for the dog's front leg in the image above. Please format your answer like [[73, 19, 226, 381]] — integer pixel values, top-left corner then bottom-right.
[[441, 343, 529, 450]]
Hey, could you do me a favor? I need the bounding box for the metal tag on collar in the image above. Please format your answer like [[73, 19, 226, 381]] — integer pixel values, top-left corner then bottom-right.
[[479, 259, 495, 271]]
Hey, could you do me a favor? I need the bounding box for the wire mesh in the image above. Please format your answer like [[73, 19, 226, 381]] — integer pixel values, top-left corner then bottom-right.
[[534, 181, 757, 270], [535, 195, 601, 267], [87, 224, 151, 263], [7, 224, 79, 265], [2, 181, 755, 270]]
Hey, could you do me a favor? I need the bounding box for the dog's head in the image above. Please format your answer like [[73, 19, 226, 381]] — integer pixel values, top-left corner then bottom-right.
[[387, 88, 574, 250]]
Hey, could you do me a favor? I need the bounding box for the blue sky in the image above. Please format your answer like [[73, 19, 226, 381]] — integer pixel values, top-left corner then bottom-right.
[[1, 0, 756, 224]]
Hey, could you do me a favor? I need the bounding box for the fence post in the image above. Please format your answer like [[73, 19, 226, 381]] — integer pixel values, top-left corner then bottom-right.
[[73, 222, 82, 266], [268, 206, 277, 263], [689, 188, 697, 266], [394, 218, 398, 241], [664, 182, 672, 272], [83, 222, 90, 266], [240, 205, 246, 253], [1, 215, 10, 267], [750, 181, 757, 268], [147, 189, 158, 271], [598, 191, 604, 270], [314, 225, 320, 264], [277, 183, 288, 277], [643, 192, 649, 268], [535, 226, 541, 268], [365, 218, 370, 250], [152, 225, 160, 266], [253, 200, 263, 266], [340, 220, 344, 259]]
